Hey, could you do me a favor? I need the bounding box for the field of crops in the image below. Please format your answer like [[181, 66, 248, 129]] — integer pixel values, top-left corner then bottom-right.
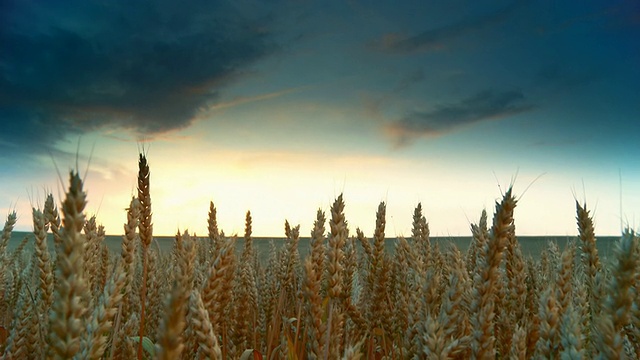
[[0, 154, 638, 359]]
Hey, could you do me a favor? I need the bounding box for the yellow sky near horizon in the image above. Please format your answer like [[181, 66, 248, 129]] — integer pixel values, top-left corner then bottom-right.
[[1, 135, 633, 238]]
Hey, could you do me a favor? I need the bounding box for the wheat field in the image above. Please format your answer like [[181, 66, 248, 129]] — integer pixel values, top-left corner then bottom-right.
[[0, 154, 638, 359]]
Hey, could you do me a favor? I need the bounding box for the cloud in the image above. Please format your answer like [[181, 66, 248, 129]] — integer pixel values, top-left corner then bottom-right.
[[371, 1, 522, 54], [202, 87, 302, 114], [0, 0, 275, 157], [386, 90, 533, 146], [362, 69, 426, 119]]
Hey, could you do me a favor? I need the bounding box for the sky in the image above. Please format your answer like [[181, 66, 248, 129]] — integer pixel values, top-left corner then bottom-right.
[[1, 0, 639, 237]]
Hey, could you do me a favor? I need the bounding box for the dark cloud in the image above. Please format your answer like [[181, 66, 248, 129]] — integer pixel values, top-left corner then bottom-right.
[[386, 90, 533, 146], [0, 0, 275, 156], [371, 1, 522, 54]]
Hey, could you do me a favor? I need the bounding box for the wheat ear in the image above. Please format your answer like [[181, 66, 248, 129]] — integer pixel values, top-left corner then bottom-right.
[[470, 187, 516, 360], [82, 263, 126, 359], [594, 230, 639, 359], [304, 209, 326, 359], [156, 281, 186, 360], [5, 281, 42, 359], [189, 290, 222, 360], [136, 153, 153, 360], [576, 201, 602, 318], [0, 211, 16, 260], [120, 197, 139, 320], [207, 201, 220, 258], [48, 171, 89, 359], [32, 208, 54, 324], [326, 194, 348, 359]]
